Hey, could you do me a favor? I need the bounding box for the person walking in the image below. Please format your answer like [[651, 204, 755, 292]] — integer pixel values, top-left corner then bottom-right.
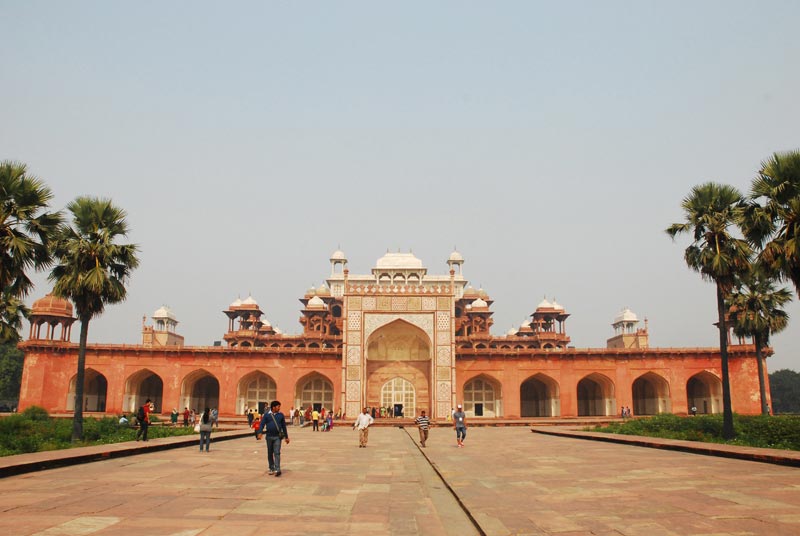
[[353, 407, 374, 448], [170, 408, 179, 426], [135, 398, 152, 442], [183, 407, 190, 427], [211, 407, 219, 428], [255, 400, 290, 477], [198, 407, 213, 452], [453, 404, 467, 448], [415, 410, 430, 447]]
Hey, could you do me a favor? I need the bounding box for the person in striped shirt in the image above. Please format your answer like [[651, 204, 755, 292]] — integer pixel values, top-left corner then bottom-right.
[[415, 410, 430, 447]]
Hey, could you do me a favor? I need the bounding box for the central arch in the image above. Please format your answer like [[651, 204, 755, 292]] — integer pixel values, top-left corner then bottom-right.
[[123, 370, 163, 413], [577, 373, 616, 416], [381, 377, 416, 417], [295, 373, 334, 413], [365, 319, 432, 414], [520, 373, 560, 417], [463, 375, 502, 417], [180, 370, 220, 414], [238, 371, 277, 415], [632, 372, 671, 415], [687, 371, 722, 414]]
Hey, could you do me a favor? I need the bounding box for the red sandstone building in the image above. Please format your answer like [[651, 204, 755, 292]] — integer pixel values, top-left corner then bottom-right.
[[18, 250, 768, 419]]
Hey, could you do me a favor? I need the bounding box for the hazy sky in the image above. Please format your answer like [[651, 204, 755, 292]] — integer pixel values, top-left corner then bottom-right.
[[3, 2, 800, 371]]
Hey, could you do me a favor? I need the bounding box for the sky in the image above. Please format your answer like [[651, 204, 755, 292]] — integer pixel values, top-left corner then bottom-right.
[[3, 1, 800, 371]]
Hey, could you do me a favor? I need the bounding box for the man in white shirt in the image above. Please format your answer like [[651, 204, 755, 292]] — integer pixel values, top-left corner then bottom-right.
[[353, 407, 375, 448]]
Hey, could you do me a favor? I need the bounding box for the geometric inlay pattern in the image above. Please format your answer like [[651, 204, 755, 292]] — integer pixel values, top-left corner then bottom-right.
[[348, 296, 362, 310], [437, 331, 451, 345], [363, 313, 434, 345], [436, 311, 450, 330], [391, 297, 408, 311], [348, 331, 362, 346], [348, 311, 361, 330], [347, 366, 361, 380], [347, 346, 361, 365], [437, 297, 451, 311], [346, 380, 361, 401], [362, 297, 376, 311], [347, 401, 361, 419], [407, 297, 421, 311], [422, 297, 436, 311], [378, 296, 391, 311], [436, 347, 451, 366], [437, 381, 451, 400]]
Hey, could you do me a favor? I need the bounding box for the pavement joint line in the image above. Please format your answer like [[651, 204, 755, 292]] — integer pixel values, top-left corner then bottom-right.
[[399, 426, 488, 536], [531, 426, 800, 468]]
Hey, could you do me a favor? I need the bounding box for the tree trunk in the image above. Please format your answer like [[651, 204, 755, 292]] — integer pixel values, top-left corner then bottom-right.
[[72, 317, 89, 441], [754, 333, 769, 415], [716, 282, 735, 439]]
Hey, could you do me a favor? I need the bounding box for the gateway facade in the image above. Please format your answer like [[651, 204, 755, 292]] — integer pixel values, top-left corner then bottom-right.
[[18, 250, 768, 419]]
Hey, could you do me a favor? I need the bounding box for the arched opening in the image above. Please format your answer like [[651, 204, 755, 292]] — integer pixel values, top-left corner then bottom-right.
[[577, 373, 615, 416], [381, 377, 415, 417], [632, 372, 671, 415], [365, 319, 431, 413], [180, 370, 220, 414], [123, 370, 164, 414], [295, 373, 334, 412], [66, 369, 108, 412], [238, 371, 277, 415], [463, 375, 501, 417], [687, 371, 722, 414], [520, 374, 560, 417]]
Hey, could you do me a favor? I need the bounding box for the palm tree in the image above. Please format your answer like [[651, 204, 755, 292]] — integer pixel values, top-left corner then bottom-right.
[[0, 161, 62, 343], [49, 197, 139, 441], [744, 150, 800, 296], [666, 182, 752, 439], [727, 270, 792, 414]]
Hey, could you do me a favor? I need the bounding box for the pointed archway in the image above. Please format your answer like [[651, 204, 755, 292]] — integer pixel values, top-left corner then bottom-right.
[[687, 371, 722, 414], [365, 319, 431, 414], [238, 371, 277, 415], [463, 375, 502, 417], [66, 369, 107, 412], [123, 370, 163, 413], [180, 370, 220, 414], [632, 372, 671, 415], [295, 372, 334, 413], [520, 373, 560, 417], [577, 373, 616, 416]]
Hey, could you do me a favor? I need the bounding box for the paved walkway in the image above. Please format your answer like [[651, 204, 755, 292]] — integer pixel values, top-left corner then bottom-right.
[[2, 426, 800, 535]]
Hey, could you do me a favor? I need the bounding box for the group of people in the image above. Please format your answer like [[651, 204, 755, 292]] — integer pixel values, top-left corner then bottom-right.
[[620, 406, 633, 418]]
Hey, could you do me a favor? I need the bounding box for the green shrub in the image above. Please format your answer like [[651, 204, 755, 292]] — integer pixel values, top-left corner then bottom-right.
[[22, 406, 49, 421], [593, 414, 800, 451]]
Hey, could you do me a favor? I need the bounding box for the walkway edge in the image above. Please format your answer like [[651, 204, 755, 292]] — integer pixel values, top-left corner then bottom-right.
[[531, 426, 800, 468], [0, 430, 254, 478]]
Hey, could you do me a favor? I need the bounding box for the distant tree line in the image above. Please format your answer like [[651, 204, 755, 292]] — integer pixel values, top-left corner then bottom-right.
[[770, 369, 800, 414]]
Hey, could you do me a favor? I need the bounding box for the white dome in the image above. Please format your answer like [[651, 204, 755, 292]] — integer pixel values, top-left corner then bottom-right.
[[242, 295, 258, 306], [153, 305, 176, 321], [448, 250, 463, 262], [520, 319, 531, 328], [260, 318, 272, 327], [317, 284, 330, 294], [376, 252, 424, 270], [229, 298, 243, 308], [464, 285, 478, 295], [471, 298, 488, 308], [308, 296, 326, 309], [614, 308, 639, 324], [506, 327, 518, 336], [330, 249, 347, 261], [551, 299, 564, 311], [537, 297, 553, 309], [274, 327, 283, 335]]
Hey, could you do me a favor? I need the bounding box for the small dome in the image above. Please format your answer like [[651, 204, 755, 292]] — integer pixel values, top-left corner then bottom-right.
[[317, 284, 330, 295], [306, 285, 317, 296], [308, 296, 326, 309], [520, 319, 532, 328], [229, 298, 243, 309], [464, 285, 478, 296], [376, 251, 424, 270], [330, 249, 347, 261], [471, 298, 488, 308], [614, 307, 639, 324], [242, 295, 258, 306], [153, 305, 177, 321], [260, 318, 272, 328], [478, 288, 488, 299], [551, 299, 564, 311], [274, 326, 283, 335], [448, 250, 463, 263], [537, 297, 552, 309], [31, 293, 73, 318], [506, 327, 518, 336]]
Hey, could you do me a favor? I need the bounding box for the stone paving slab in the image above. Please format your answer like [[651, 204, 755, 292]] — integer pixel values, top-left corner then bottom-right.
[[3, 426, 800, 535]]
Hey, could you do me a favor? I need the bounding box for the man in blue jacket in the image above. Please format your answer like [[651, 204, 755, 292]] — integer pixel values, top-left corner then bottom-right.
[[255, 400, 290, 477]]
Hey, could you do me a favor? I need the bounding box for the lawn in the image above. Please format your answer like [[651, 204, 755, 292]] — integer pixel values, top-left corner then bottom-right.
[[592, 413, 800, 451], [0, 406, 197, 456]]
